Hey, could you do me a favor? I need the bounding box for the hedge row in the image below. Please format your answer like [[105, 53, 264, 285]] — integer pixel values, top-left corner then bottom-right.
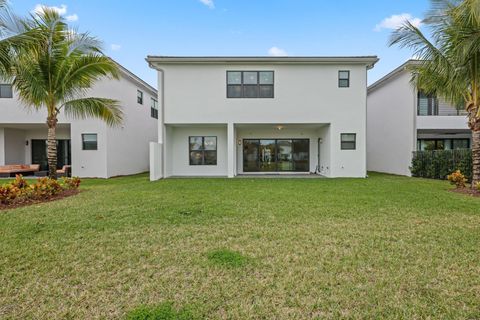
[[411, 149, 472, 181]]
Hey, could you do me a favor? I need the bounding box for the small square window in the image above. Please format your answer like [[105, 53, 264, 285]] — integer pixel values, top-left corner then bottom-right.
[[338, 70, 350, 88], [0, 84, 13, 98], [82, 134, 98, 150], [341, 133, 356, 150], [244, 85, 259, 98], [189, 136, 217, 165], [137, 90, 143, 104], [227, 85, 242, 98]]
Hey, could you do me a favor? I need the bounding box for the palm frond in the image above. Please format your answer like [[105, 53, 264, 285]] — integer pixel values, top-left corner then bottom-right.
[[62, 97, 123, 126]]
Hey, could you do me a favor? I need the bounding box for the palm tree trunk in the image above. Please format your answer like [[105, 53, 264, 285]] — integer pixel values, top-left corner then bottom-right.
[[472, 125, 480, 190], [46, 116, 57, 179]]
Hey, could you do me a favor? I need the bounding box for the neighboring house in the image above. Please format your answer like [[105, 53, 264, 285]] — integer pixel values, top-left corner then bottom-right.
[[367, 60, 471, 176], [0, 61, 158, 178], [147, 56, 378, 179]]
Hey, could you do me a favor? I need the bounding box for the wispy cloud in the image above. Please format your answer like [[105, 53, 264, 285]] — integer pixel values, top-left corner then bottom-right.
[[65, 14, 78, 22], [268, 46, 288, 57], [33, 4, 79, 21], [374, 13, 421, 31], [199, 0, 214, 9], [110, 44, 121, 51]]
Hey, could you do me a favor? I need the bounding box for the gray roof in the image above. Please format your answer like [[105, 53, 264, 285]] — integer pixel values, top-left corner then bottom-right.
[[110, 59, 157, 94], [146, 56, 379, 69]]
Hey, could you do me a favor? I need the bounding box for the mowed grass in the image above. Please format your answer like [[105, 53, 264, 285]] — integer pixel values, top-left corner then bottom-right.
[[0, 173, 479, 319]]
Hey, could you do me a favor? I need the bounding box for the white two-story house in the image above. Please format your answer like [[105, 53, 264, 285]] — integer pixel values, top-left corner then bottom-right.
[[0, 61, 158, 178], [147, 56, 378, 179], [367, 60, 471, 176]]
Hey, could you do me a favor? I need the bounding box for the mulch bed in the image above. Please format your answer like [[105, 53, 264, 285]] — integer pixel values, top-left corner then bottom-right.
[[450, 188, 480, 197], [0, 189, 81, 211]]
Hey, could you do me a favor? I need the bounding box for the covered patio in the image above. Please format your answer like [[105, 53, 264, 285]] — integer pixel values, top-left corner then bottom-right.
[[0, 124, 71, 176]]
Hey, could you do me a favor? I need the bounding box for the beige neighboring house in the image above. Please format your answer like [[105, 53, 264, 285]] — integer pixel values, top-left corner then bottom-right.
[[0, 61, 158, 178], [367, 60, 471, 176]]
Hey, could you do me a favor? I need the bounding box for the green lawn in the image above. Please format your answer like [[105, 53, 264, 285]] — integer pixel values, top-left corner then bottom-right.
[[1, 173, 479, 319]]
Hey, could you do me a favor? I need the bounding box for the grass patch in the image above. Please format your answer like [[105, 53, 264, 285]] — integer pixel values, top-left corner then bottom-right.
[[206, 249, 249, 268], [125, 302, 194, 320], [0, 173, 479, 318]]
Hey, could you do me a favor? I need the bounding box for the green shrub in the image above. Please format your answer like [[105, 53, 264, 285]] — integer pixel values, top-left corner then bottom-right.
[[125, 302, 194, 320], [411, 149, 472, 181]]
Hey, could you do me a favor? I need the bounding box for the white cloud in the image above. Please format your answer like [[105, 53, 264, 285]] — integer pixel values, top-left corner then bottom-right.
[[374, 13, 422, 31], [65, 14, 78, 22], [199, 0, 214, 9], [33, 4, 79, 21], [110, 44, 121, 51], [268, 46, 288, 57]]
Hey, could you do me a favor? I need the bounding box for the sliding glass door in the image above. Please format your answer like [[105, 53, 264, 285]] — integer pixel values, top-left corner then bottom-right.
[[31, 139, 71, 171], [243, 139, 309, 172]]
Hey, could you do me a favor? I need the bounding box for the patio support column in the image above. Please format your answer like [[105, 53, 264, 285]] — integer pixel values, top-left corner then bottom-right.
[[227, 122, 235, 178]]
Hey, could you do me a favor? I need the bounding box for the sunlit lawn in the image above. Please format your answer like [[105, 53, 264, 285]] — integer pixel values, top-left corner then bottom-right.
[[1, 173, 479, 319]]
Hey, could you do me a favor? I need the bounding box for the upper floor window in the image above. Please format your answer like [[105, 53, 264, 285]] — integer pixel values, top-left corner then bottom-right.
[[189, 136, 217, 165], [137, 90, 143, 105], [417, 91, 438, 115], [341, 133, 356, 150], [0, 84, 13, 98], [338, 71, 350, 88], [227, 71, 274, 98], [82, 133, 98, 150], [151, 98, 158, 119]]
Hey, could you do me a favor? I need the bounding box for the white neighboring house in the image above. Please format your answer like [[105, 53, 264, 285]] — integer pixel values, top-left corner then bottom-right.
[[147, 56, 378, 180], [0, 61, 158, 178], [367, 60, 471, 176]]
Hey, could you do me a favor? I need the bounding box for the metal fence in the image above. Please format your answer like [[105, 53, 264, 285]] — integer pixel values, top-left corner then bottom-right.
[[411, 149, 472, 181]]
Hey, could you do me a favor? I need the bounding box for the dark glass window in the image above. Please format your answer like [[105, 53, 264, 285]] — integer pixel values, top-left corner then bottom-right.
[[338, 71, 350, 88], [341, 133, 356, 150], [0, 84, 13, 98], [151, 98, 158, 119], [82, 134, 98, 150], [417, 138, 470, 151], [417, 91, 438, 115], [227, 71, 274, 98], [137, 90, 143, 104], [189, 136, 217, 165]]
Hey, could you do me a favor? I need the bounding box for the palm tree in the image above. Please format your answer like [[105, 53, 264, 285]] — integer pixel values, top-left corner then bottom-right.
[[389, 0, 480, 190], [0, 5, 122, 179]]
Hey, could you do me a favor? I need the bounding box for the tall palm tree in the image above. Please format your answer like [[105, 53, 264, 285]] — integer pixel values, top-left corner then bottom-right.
[[0, 5, 122, 179], [389, 0, 480, 190]]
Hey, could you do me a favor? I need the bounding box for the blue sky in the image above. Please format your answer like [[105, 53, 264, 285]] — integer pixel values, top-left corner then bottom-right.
[[9, 0, 430, 87]]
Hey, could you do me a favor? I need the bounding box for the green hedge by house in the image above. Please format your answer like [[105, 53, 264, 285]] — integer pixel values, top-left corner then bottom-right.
[[411, 149, 472, 181]]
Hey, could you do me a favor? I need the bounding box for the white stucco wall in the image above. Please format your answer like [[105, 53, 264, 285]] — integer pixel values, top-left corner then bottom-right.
[[367, 71, 416, 176], [0, 128, 4, 165], [155, 62, 370, 178], [95, 77, 158, 177], [4, 128, 26, 164]]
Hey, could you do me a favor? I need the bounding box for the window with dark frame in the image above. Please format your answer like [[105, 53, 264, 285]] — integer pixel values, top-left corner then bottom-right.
[[82, 134, 98, 150], [417, 91, 438, 115], [417, 138, 470, 151], [338, 71, 350, 88], [0, 84, 13, 98], [151, 98, 158, 119], [227, 71, 274, 98], [137, 90, 143, 104], [341, 133, 356, 150], [189, 136, 217, 165]]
